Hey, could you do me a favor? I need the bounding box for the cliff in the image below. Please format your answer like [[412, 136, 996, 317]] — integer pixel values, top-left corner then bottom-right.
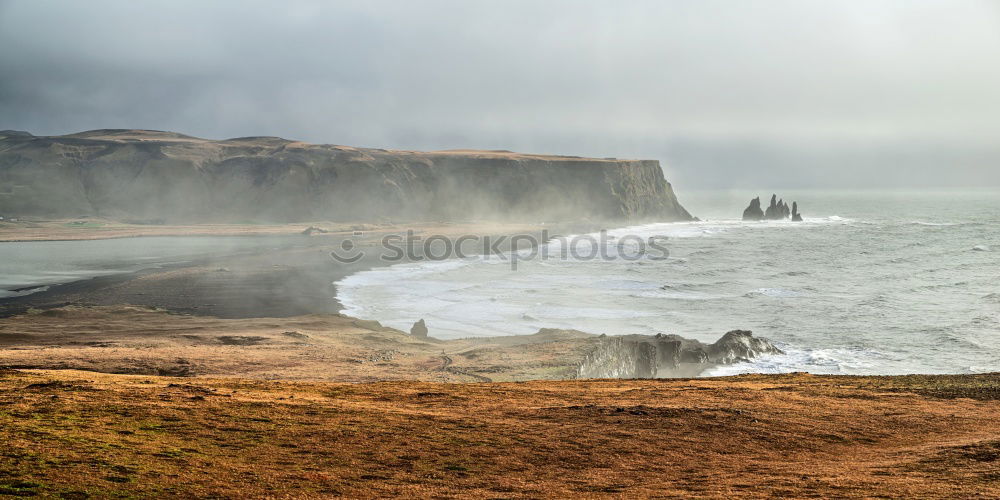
[[575, 330, 783, 378], [0, 129, 692, 223]]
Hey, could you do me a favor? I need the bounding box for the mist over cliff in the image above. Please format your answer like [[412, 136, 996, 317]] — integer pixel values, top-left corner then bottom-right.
[[0, 129, 691, 223]]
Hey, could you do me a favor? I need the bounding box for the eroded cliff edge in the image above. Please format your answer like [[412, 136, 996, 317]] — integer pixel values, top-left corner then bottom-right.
[[0, 129, 692, 223]]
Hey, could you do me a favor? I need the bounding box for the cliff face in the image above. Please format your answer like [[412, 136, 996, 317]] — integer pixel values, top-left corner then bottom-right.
[[575, 330, 784, 379], [0, 129, 692, 223]]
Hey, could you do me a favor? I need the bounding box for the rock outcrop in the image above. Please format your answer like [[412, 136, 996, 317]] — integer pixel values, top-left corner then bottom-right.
[[0, 129, 693, 223], [742, 197, 764, 221], [706, 330, 784, 364], [410, 319, 429, 339], [742, 194, 802, 222], [791, 201, 803, 222], [764, 194, 791, 220], [575, 335, 658, 379], [301, 226, 329, 235], [575, 330, 783, 379]]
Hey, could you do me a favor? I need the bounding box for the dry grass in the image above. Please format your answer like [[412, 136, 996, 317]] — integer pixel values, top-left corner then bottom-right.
[[0, 369, 998, 498], [0, 305, 592, 382]]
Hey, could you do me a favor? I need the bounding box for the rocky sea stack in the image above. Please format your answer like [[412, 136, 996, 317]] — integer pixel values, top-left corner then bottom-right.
[[410, 319, 429, 339], [742, 197, 764, 221], [742, 194, 803, 221]]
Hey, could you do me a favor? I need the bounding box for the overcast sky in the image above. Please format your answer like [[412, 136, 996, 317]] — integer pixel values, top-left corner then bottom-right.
[[2, 0, 999, 188]]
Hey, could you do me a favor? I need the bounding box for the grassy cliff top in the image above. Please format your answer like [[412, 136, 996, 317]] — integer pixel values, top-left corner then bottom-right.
[[1, 369, 998, 498]]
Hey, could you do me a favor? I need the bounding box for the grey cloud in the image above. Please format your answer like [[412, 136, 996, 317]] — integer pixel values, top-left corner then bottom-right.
[[1, 0, 999, 188]]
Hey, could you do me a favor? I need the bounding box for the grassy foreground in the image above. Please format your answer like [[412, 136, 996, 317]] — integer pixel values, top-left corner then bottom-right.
[[0, 369, 998, 498]]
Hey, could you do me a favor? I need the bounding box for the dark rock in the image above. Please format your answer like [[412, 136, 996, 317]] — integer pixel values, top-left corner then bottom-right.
[[744, 194, 802, 221], [791, 201, 803, 222], [742, 197, 764, 221], [576, 329, 783, 379], [301, 226, 328, 235], [410, 319, 429, 338], [679, 348, 710, 363], [764, 194, 788, 220], [351, 319, 384, 331], [575, 336, 657, 378], [707, 330, 784, 364], [0, 130, 32, 137]]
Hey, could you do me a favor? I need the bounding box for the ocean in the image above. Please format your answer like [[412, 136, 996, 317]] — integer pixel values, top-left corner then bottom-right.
[[338, 190, 1000, 376]]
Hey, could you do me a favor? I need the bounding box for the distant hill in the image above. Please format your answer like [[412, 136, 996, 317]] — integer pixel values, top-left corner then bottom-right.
[[0, 129, 692, 223]]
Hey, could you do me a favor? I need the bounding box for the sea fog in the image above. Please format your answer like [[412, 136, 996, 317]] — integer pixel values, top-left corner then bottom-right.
[[0, 235, 308, 299], [338, 190, 1000, 376]]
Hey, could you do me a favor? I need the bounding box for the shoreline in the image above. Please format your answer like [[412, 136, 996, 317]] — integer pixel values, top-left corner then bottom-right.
[[0, 221, 596, 320], [0, 219, 377, 242], [0, 219, 759, 383]]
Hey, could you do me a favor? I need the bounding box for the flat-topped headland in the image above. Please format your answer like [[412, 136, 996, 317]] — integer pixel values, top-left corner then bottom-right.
[[0, 129, 691, 224]]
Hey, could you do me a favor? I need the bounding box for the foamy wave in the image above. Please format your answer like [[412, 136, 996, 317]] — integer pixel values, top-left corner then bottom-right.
[[911, 221, 961, 226], [588, 216, 854, 244], [605, 221, 731, 239], [0, 285, 51, 299], [744, 287, 803, 298], [633, 289, 726, 300], [338, 258, 471, 289], [525, 305, 659, 321], [593, 279, 660, 291], [703, 344, 894, 376], [967, 366, 997, 374], [335, 259, 476, 318]]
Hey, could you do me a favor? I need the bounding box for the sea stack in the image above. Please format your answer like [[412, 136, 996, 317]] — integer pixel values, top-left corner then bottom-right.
[[791, 202, 803, 222], [743, 194, 802, 221], [763, 194, 789, 220], [742, 197, 765, 221], [410, 319, 429, 339]]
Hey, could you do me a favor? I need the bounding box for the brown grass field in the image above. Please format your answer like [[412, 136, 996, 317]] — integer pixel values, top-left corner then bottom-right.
[[1, 368, 998, 498]]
